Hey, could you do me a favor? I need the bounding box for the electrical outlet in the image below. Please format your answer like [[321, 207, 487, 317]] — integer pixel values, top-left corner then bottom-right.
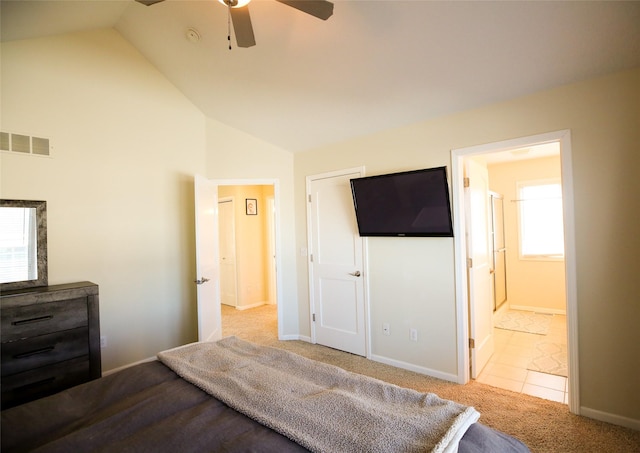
[[100, 335, 107, 348], [410, 328, 418, 342], [382, 323, 390, 336]]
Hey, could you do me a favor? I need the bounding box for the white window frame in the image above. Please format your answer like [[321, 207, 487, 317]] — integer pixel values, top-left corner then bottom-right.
[[516, 178, 565, 261]]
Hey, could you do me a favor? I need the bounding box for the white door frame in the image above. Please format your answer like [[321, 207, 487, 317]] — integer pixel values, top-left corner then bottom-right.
[[451, 130, 580, 414], [305, 166, 370, 357], [266, 196, 277, 305], [209, 178, 284, 339]]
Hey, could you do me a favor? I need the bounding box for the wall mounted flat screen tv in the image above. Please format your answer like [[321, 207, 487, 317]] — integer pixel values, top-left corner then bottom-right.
[[350, 166, 454, 237]]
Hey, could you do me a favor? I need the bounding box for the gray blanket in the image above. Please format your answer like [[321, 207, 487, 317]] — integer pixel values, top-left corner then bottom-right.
[[158, 336, 480, 453]]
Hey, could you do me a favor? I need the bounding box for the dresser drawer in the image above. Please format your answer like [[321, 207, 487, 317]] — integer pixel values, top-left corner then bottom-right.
[[1, 356, 91, 409], [1, 327, 89, 376], [1, 297, 88, 342]]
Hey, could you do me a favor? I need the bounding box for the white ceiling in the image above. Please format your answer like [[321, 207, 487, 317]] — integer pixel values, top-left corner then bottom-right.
[[2, 0, 639, 153]]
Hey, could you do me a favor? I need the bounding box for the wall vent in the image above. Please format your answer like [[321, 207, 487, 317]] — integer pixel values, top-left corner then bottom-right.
[[0, 131, 51, 156]]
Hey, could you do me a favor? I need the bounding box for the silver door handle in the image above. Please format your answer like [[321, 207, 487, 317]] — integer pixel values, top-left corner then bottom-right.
[[194, 277, 210, 285], [349, 271, 361, 277]]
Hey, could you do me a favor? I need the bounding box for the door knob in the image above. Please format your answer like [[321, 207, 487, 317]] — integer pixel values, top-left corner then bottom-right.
[[194, 277, 210, 285], [349, 271, 361, 277]]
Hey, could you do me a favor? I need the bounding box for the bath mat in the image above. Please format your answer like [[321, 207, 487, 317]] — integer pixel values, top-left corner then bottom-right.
[[495, 310, 552, 335], [527, 341, 568, 377]]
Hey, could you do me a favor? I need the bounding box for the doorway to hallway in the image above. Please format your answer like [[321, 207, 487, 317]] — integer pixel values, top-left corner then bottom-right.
[[194, 176, 283, 344], [217, 184, 278, 339]]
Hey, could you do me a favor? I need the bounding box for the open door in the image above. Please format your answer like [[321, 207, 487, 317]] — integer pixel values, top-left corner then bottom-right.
[[465, 159, 494, 378], [194, 175, 221, 342]]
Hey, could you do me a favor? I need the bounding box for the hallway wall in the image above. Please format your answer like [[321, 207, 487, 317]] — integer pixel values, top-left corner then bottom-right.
[[218, 185, 274, 308]]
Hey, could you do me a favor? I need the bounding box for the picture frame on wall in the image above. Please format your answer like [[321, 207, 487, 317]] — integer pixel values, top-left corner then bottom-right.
[[246, 198, 257, 215]]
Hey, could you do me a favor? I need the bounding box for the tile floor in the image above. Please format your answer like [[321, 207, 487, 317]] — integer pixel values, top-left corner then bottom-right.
[[476, 313, 568, 404]]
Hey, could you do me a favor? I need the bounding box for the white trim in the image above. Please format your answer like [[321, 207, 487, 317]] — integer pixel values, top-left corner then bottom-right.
[[102, 356, 157, 376], [451, 130, 580, 415], [508, 304, 566, 316], [234, 302, 269, 310], [580, 407, 640, 431], [280, 334, 312, 342], [210, 178, 285, 340], [370, 354, 459, 383], [559, 131, 580, 416]]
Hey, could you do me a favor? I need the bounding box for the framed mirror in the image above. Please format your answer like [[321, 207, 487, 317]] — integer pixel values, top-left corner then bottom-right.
[[0, 199, 48, 291]]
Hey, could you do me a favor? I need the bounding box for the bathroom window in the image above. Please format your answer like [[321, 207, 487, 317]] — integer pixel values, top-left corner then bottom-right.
[[517, 179, 564, 260]]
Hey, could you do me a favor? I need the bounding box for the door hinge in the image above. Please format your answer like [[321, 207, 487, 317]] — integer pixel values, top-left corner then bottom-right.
[[469, 338, 475, 348], [312, 313, 316, 322], [463, 177, 470, 188], [467, 258, 473, 268], [310, 254, 313, 262], [308, 194, 312, 203]]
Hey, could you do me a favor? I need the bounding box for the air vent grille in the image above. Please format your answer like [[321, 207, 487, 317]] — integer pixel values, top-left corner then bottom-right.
[[0, 132, 9, 150], [0, 131, 50, 156]]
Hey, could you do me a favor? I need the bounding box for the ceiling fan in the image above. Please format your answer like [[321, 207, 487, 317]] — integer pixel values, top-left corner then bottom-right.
[[135, 0, 334, 48]]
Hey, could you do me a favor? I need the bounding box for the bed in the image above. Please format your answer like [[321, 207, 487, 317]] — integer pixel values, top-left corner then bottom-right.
[[1, 337, 529, 453]]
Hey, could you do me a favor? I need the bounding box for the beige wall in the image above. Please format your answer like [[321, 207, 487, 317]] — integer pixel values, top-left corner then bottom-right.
[[1, 29, 298, 370], [218, 185, 274, 308], [2, 26, 638, 426], [204, 119, 297, 333], [0, 29, 206, 371], [488, 156, 567, 313], [295, 68, 640, 422]]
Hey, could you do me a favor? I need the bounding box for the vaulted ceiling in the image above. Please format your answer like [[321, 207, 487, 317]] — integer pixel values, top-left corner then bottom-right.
[[2, 0, 639, 153]]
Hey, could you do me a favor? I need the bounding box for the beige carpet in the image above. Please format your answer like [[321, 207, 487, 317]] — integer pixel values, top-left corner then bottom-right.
[[222, 304, 640, 453]]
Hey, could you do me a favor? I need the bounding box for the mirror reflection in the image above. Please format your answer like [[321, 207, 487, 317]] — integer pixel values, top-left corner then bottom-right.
[[0, 207, 38, 283], [0, 200, 48, 291]]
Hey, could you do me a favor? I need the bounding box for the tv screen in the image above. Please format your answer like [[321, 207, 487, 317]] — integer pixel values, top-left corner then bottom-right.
[[350, 166, 454, 237]]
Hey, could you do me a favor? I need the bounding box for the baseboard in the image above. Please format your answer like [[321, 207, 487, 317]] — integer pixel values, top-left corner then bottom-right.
[[235, 301, 269, 311], [279, 334, 311, 342], [103, 355, 157, 376], [370, 354, 458, 383], [509, 304, 566, 315], [580, 406, 640, 431]]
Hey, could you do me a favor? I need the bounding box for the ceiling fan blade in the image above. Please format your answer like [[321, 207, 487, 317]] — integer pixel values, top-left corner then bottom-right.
[[135, 0, 165, 5], [230, 6, 256, 48], [276, 0, 334, 20]]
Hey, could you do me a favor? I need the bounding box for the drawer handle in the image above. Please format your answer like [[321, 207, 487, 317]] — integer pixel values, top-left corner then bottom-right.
[[15, 377, 57, 392], [14, 346, 55, 359], [12, 315, 53, 326]]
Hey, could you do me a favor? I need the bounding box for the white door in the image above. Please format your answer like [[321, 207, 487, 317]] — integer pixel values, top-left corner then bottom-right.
[[308, 170, 366, 356], [218, 199, 238, 307], [465, 159, 494, 378], [194, 175, 221, 342], [266, 197, 277, 305]]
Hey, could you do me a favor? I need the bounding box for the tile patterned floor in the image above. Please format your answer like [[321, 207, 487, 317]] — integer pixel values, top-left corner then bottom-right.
[[476, 313, 568, 404]]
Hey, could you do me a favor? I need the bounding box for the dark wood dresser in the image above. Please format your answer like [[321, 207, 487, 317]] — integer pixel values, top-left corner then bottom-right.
[[1, 281, 101, 409]]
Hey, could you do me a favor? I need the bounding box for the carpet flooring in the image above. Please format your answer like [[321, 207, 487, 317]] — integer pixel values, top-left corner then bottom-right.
[[222, 304, 640, 453]]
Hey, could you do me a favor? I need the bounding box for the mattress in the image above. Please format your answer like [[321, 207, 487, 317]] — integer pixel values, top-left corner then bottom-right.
[[1, 359, 529, 452]]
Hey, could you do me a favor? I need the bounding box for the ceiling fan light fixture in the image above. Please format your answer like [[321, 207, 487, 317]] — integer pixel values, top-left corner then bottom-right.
[[219, 0, 251, 8]]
